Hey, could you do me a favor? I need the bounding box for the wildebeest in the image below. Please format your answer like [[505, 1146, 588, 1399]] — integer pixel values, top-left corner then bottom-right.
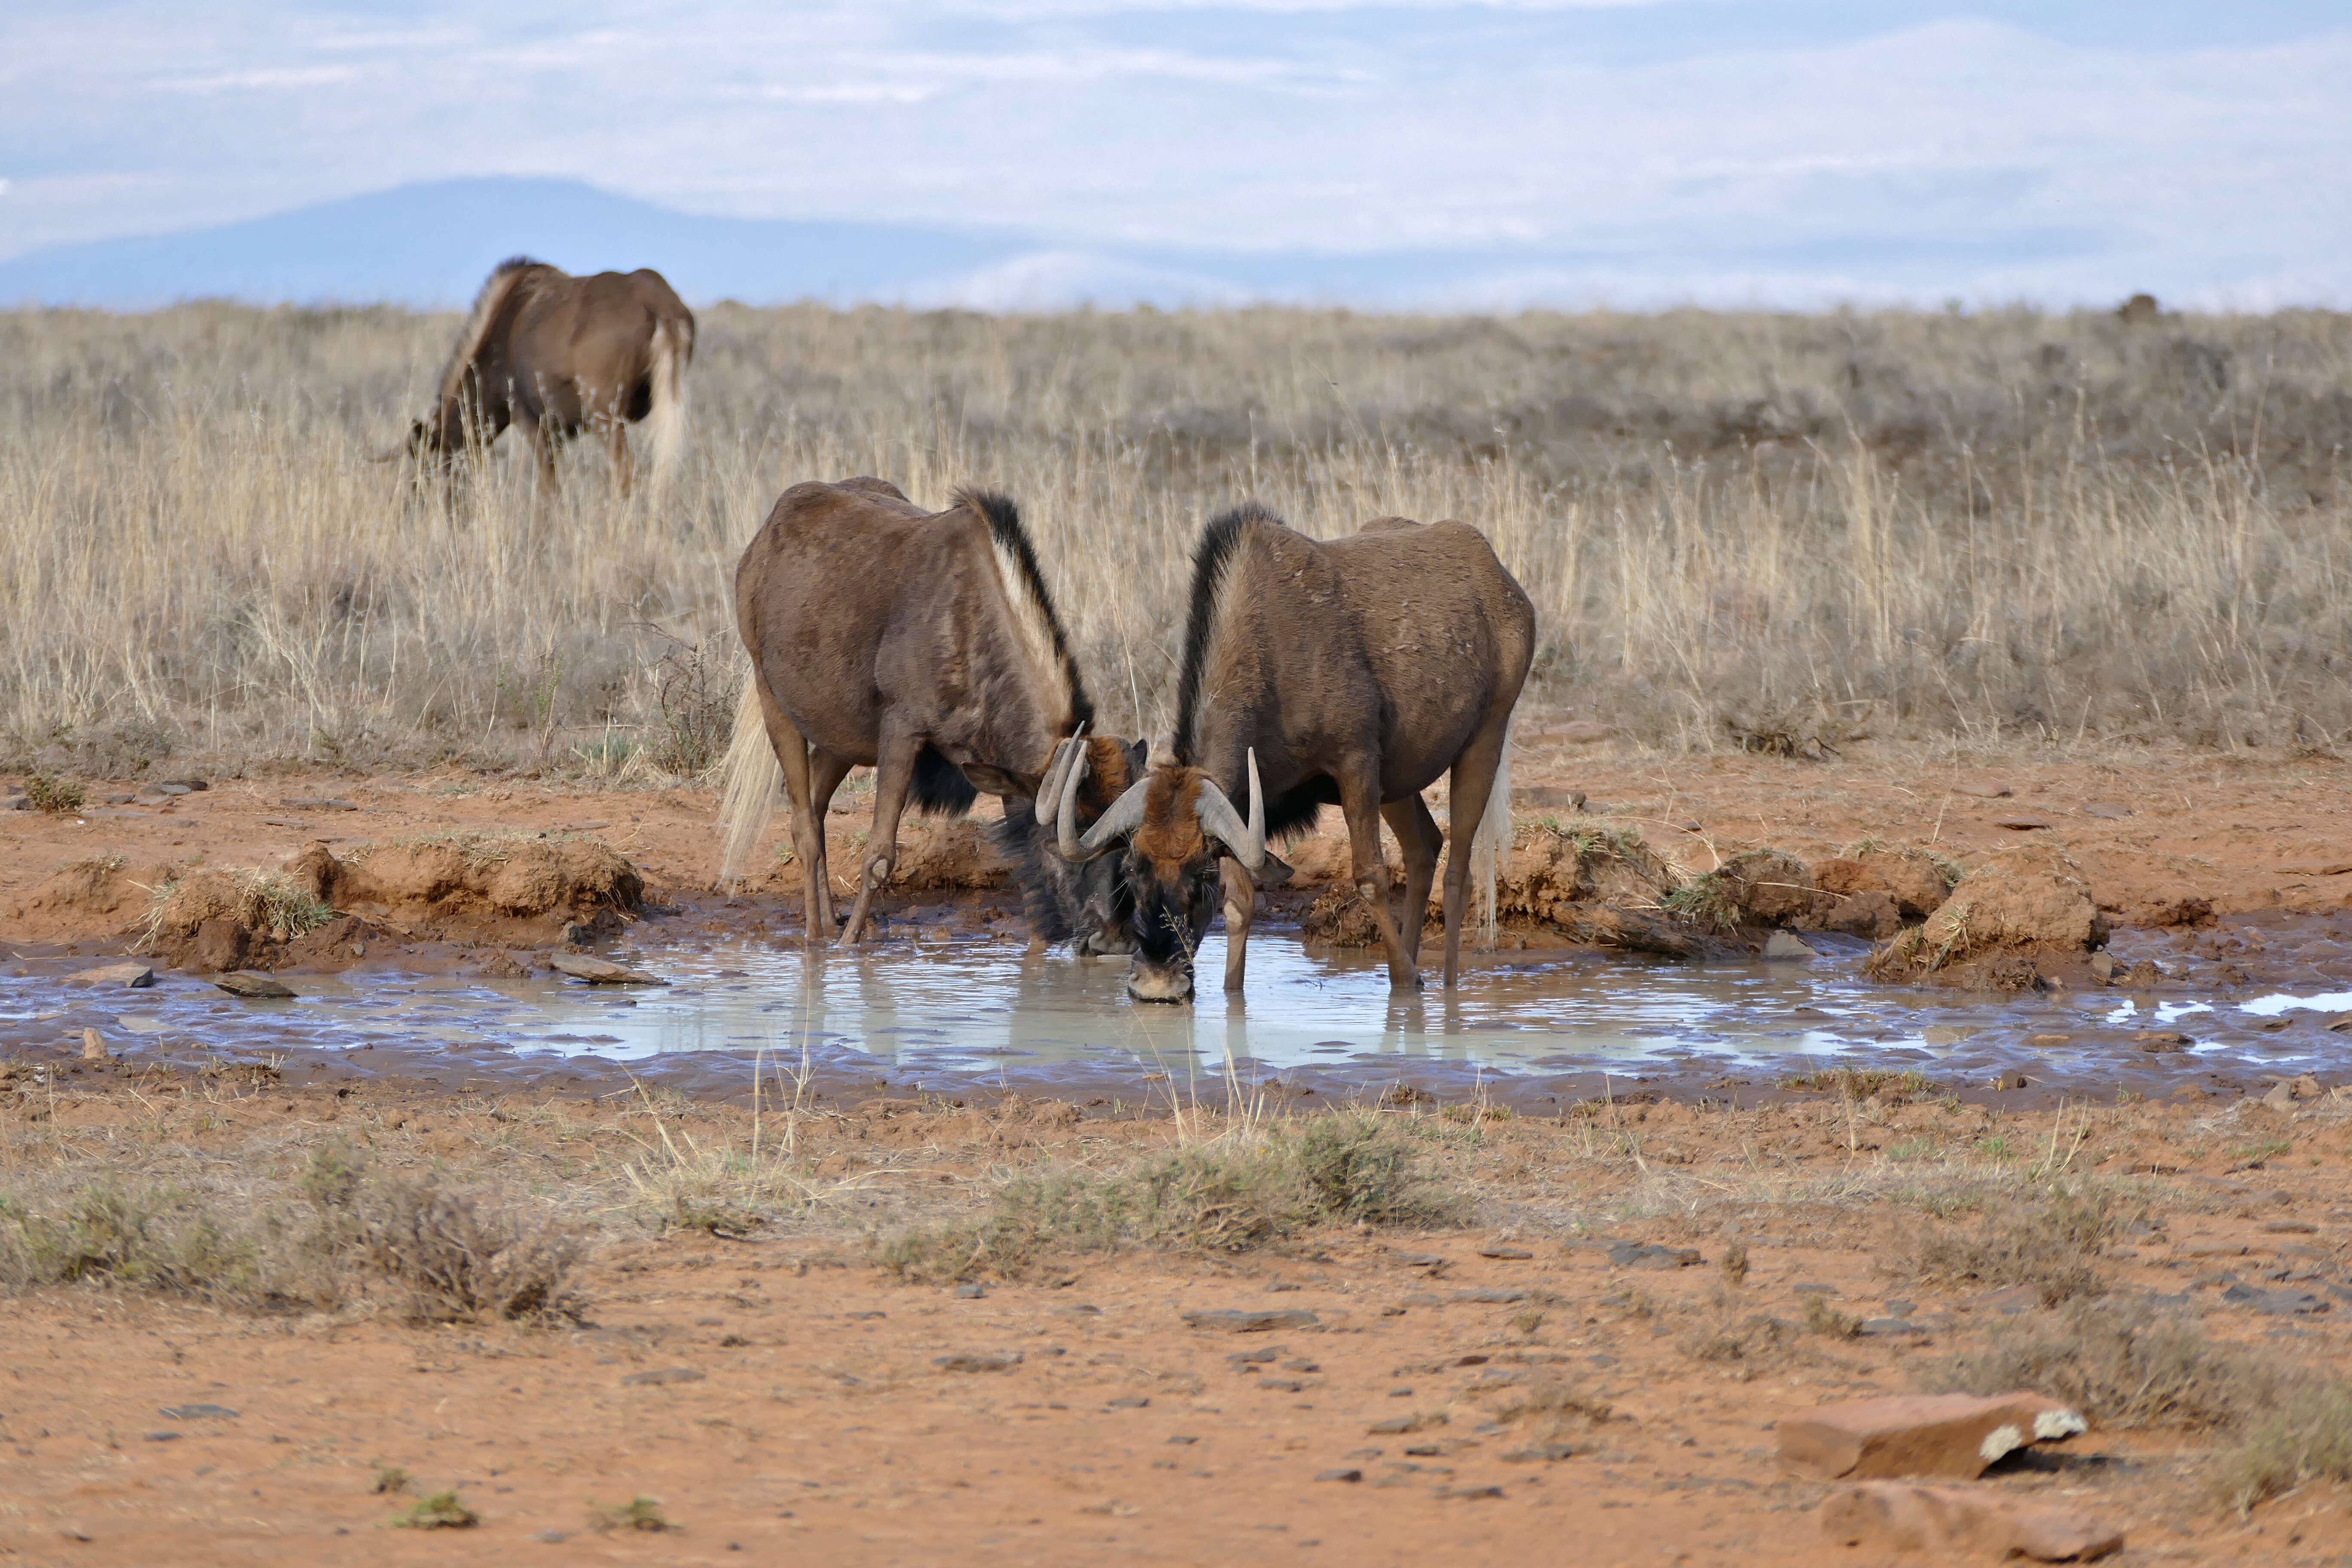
[[716, 477, 1139, 952], [386, 257, 693, 497], [1053, 503, 1534, 1000]]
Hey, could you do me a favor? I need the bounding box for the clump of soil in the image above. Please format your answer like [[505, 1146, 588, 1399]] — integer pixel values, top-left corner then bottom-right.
[[1867, 842, 2108, 989], [287, 833, 646, 944], [0, 856, 167, 940]]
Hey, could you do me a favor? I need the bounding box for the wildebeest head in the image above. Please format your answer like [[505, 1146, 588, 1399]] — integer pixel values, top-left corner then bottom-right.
[[1008, 727, 1147, 956], [1051, 746, 1282, 1001]]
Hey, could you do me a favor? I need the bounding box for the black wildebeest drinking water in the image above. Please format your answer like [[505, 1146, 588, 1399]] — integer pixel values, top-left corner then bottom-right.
[[717, 477, 1140, 952], [1054, 503, 1534, 1000], [386, 257, 693, 498]]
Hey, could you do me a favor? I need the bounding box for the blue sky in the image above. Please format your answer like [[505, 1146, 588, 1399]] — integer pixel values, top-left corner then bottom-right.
[[3, 2, 2346, 307]]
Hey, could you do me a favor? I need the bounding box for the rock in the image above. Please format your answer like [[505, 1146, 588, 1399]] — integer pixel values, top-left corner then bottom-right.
[[2219, 1283, 2327, 1316], [2264, 1082, 2296, 1110], [278, 796, 358, 811], [158, 1403, 239, 1420], [2088, 951, 2116, 982], [1819, 1482, 2123, 1561], [1608, 1242, 1702, 1270], [2027, 1033, 2071, 1047], [1522, 786, 1588, 811], [1764, 931, 1820, 960], [952, 1282, 985, 1299], [61, 962, 153, 988], [933, 1353, 1022, 1372], [1993, 815, 2053, 831], [2082, 802, 2133, 820], [214, 971, 297, 999], [80, 1028, 107, 1061], [1951, 782, 2014, 799], [620, 1367, 707, 1386], [1822, 890, 1900, 938], [2133, 1030, 2193, 1051], [2279, 859, 2352, 877], [1503, 1443, 1577, 1462], [2117, 959, 2162, 988], [549, 953, 664, 986], [1478, 1246, 1534, 1260], [2291, 1074, 2324, 1100], [1452, 1289, 1528, 1304], [1778, 1391, 2087, 1481], [189, 917, 251, 973], [1181, 1309, 1320, 1333], [1314, 1468, 1363, 1483], [1367, 1415, 1436, 1434]]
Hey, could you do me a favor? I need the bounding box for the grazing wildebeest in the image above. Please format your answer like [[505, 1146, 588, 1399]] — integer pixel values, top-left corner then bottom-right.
[[1053, 503, 1534, 1000], [716, 477, 1139, 952], [387, 257, 693, 497]]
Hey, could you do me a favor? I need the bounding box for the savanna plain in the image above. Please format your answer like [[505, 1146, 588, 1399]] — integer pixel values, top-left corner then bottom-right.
[[3, 300, 2352, 1564]]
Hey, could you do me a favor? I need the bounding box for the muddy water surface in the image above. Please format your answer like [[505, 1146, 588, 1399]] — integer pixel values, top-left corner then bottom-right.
[[10, 914, 2351, 1106]]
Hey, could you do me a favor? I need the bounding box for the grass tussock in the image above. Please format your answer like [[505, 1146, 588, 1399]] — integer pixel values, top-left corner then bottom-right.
[[23, 771, 85, 813], [1902, 1185, 2125, 1306], [5, 303, 2351, 775], [0, 1144, 582, 1324], [879, 1114, 1455, 1282], [389, 1491, 480, 1530], [139, 865, 335, 948]]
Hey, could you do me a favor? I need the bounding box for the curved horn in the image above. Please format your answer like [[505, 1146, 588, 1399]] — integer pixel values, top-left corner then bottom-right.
[[1195, 748, 1268, 871], [1034, 721, 1088, 810], [1056, 735, 1148, 862]]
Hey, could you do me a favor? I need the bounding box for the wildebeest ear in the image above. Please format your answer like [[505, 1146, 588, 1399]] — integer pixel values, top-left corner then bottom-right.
[[1249, 851, 1295, 885], [960, 762, 1028, 797], [1125, 740, 1148, 774]]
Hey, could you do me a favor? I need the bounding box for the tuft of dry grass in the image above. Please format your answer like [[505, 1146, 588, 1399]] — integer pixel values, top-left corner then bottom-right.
[[1902, 1185, 2125, 1305], [389, 1491, 480, 1530], [879, 1112, 1454, 1282], [1922, 1299, 2272, 1430], [3, 302, 2349, 776]]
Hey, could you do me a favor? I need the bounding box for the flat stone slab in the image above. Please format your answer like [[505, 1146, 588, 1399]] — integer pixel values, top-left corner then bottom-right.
[[550, 953, 665, 986], [63, 962, 154, 988], [214, 971, 297, 998], [1820, 1482, 2123, 1561], [1780, 1391, 2086, 1481], [1607, 1242, 1702, 1270], [1181, 1308, 1320, 1333]]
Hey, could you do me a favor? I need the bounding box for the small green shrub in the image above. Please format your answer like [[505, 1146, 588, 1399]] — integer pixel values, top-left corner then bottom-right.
[[24, 772, 85, 814], [391, 1491, 478, 1529]]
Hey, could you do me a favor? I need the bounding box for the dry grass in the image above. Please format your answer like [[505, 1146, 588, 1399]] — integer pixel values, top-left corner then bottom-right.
[[1900, 1185, 2127, 1305], [3, 303, 2349, 778], [879, 1112, 1456, 1282]]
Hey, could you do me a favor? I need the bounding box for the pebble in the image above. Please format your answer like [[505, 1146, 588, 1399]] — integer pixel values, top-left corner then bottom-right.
[[158, 1404, 239, 1420], [1763, 931, 1820, 960], [1315, 1469, 1363, 1483], [933, 1353, 1022, 1373], [1503, 1443, 1576, 1462], [1477, 1246, 1534, 1260], [621, 1367, 706, 1386]]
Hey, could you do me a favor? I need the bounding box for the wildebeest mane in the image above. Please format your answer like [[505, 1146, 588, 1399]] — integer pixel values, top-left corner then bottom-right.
[[434, 256, 551, 410], [1175, 502, 1330, 840], [955, 488, 1094, 729]]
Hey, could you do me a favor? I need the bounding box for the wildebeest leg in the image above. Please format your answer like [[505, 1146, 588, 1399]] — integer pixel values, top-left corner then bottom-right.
[[1382, 794, 1443, 964], [1439, 718, 1511, 989], [804, 747, 855, 936], [605, 419, 636, 499], [840, 728, 919, 946], [1338, 764, 1418, 990], [757, 687, 829, 947], [1219, 858, 1256, 992]]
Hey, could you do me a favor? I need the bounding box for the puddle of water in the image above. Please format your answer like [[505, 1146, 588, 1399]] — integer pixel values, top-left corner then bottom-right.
[[8, 918, 2348, 1093]]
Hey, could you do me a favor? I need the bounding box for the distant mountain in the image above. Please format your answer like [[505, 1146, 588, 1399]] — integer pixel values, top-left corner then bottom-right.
[[0, 178, 1047, 309], [0, 176, 2105, 312]]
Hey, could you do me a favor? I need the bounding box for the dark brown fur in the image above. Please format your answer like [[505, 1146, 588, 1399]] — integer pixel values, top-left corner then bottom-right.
[[1118, 502, 1535, 998], [730, 478, 1110, 947], [400, 257, 693, 496], [995, 735, 1145, 952]]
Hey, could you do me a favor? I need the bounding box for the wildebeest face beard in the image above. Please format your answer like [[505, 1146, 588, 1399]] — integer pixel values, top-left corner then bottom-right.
[[1125, 851, 1217, 1001], [1074, 855, 1137, 956]]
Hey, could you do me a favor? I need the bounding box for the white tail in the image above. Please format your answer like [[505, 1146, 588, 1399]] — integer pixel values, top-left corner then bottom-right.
[[716, 677, 781, 888], [1470, 720, 1513, 948], [645, 314, 692, 502]]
